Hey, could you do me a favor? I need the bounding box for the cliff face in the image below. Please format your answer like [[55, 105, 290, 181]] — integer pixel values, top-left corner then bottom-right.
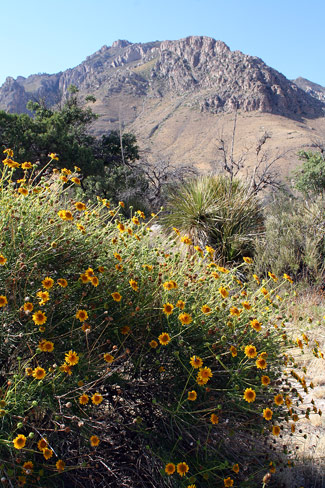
[[0, 36, 324, 120]]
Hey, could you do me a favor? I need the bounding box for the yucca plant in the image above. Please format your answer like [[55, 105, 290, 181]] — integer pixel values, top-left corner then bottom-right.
[[162, 175, 263, 263]]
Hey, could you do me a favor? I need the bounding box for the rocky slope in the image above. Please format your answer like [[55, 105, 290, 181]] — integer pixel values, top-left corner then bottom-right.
[[1, 36, 325, 173]]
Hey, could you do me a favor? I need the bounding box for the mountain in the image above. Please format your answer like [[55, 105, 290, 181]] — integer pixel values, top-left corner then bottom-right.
[[1, 36, 325, 175]]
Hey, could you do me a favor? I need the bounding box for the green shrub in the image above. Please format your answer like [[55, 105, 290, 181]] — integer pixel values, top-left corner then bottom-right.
[[162, 175, 263, 263], [0, 153, 322, 487]]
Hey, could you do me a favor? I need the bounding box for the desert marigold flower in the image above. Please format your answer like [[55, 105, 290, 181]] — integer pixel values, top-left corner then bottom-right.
[[224, 477, 234, 487], [285, 396, 292, 408], [3, 158, 20, 168], [43, 448, 53, 460], [261, 287, 269, 296], [149, 340, 158, 348], [42, 277, 54, 290], [261, 375, 270, 386], [229, 306, 241, 317], [61, 167, 71, 175], [76, 309, 88, 322], [190, 355, 203, 368], [60, 363, 72, 375], [176, 299, 185, 310], [263, 408, 273, 420], [25, 367, 33, 376], [90, 276, 99, 287], [250, 319, 262, 331], [32, 310, 47, 325], [188, 390, 197, 401], [13, 434, 27, 449], [243, 388, 256, 403], [49, 153, 59, 160], [129, 279, 139, 291], [198, 367, 212, 380], [132, 216, 140, 225], [0, 254, 7, 265], [232, 464, 239, 474], [142, 264, 153, 271], [181, 235, 192, 245], [210, 271, 220, 280], [79, 394, 89, 405], [32, 367, 46, 380], [3, 148, 14, 156], [177, 462, 189, 477], [71, 177, 81, 185], [114, 252, 122, 261], [80, 273, 89, 283], [162, 303, 174, 316], [230, 346, 237, 357], [98, 266, 105, 273], [91, 392, 103, 405], [253, 274, 260, 284], [76, 223, 86, 232], [56, 460, 65, 472], [165, 463, 175, 475], [0, 295, 8, 307], [274, 394, 284, 406], [196, 374, 208, 386], [37, 290, 50, 304], [272, 425, 280, 436], [119, 201, 125, 207], [39, 340, 54, 352], [103, 353, 114, 363], [18, 187, 29, 196], [137, 210, 146, 219], [244, 344, 257, 358], [241, 301, 251, 310], [178, 312, 192, 325], [120, 325, 131, 335], [219, 286, 229, 298], [283, 273, 293, 283], [90, 435, 100, 447], [163, 281, 174, 290], [65, 350, 79, 366], [268, 271, 278, 282], [22, 461, 34, 474], [112, 291, 122, 302], [210, 413, 219, 424], [60, 175, 68, 183], [57, 278, 68, 288], [243, 256, 253, 264], [158, 332, 171, 345], [201, 304, 212, 314], [117, 222, 125, 233], [194, 245, 203, 255], [256, 357, 267, 369], [37, 438, 48, 451]]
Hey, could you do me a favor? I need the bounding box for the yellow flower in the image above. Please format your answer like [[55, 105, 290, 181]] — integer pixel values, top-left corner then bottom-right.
[[162, 303, 174, 316], [210, 413, 219, 424], [18, 187, 29, 196], [42, 277, 54, 290], [201, 305, 212, 314], [103, 353, 114, 363], [90, 435, 100, 447], [129, 279, 139, 291], [32, 310, 47, 325], [76, 309, 88, 322], [90, 276, 99, 287], [132, 216, 140, 225], [178, 312, 192, 325], [0, 295, 8, 307], [219, 286, 229, 298], [49, 153, 59, 160], [22, 461, 34, 474], [80, 273, 89, 283], [74, 201, 87, 211], [243, 256, 253, 264], [261, 287, 269, 296], [177, 462, 189, 477], [229, 306, 241, 317], [65, 350, 79, 366], [268, 271, 278, 282], [37, 290, 50, 305], [3, 148, 13, 157], [39, 340, 54, 352], [272, 425, 280, 436], [224, 477, 234, 487], [256, 357, 267, 369], [274, 394, 284, 406], [43, 448, 53, 460], [181, 236, 192, 245], [244, 344, 257, 358], [60, 363, 72, 375], [32, 367, 46, 380], [230, 346, 237, 357], [253, 274, 260, 284], [13, 434, 27, 450], [176, 300, 185, 309], [241, 301, 251, 310], [0, 255, 7, 265], [187, 390, 197, 401], [91, 392, 103, 405], [190, 355, 203, 368], [283, 273, 293, 283], [198, 367, 212, 381], [57, 278, 68, 288], [158, 332, 171, 345], [243, 388, 256, 403], [165, 463, 175, 475], [250, 319, 262, 331], [57, 210, 73, 221], [56, 460, 66, 472], [142, 264, 153, 271], [37, 438, 48, 451], [261, 375, 270, 386], [173, 227, 180, 235], [79, 394, 89, 405], [263, 408, 273, 420], [114, 252, 122, 261], [163, 281, 174, 290], [117, 222, 125, 233], [119, 201, 125, 208], [71, 177, 81, 185], [3, 158, 20, 168], [232, 464, 239, 474], [149, 340, 158, 348]]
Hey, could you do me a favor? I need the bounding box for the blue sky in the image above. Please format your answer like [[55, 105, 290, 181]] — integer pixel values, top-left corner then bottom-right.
[[1, 0, 324, 86]]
